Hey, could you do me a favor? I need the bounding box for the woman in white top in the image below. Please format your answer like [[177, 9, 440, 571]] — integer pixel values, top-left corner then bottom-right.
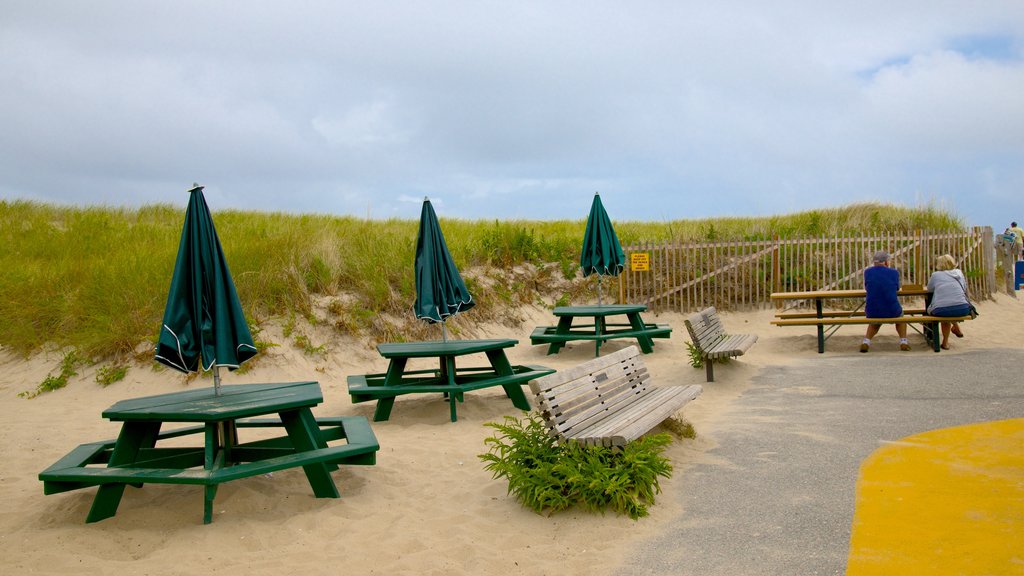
[[926, 254, 971, 350]]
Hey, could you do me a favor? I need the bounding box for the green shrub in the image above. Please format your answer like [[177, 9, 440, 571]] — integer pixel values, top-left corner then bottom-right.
[[479, 412, 674, 519], [20, 349, 83, 398], [685, 341, 729, 370], [95, 363, 129, 386]]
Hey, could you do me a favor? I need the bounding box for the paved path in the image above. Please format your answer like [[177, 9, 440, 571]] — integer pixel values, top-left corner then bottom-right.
[[622, 348, 1024, 576]]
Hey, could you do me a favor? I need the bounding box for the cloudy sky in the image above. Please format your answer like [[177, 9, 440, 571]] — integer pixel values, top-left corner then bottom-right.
[[2, 2, 1023, 227]]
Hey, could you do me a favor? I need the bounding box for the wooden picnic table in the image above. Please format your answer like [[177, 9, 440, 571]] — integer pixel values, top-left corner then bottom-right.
[[530, 304, 672, 356], [39, 381, 379, 524], [770, 288, 966, 353], [347, 338, 554, 422]]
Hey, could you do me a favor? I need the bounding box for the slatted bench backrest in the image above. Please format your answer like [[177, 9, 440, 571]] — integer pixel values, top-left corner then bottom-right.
[[529, 346, 650, 440], [684, 307, 726, 352]]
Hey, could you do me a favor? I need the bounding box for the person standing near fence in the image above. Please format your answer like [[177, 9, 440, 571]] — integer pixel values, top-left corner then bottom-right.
[[1009, 222, 1024, 260], [861, 250, 910, 353]]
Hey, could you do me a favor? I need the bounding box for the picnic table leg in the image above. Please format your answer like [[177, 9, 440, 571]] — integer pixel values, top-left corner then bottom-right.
[[547, 316, 574, 355], [383, 357, 409, 386], [815, 298, 825, 353], [85, 421, 160, 523], [373, 357, 410, 422], [280, 409, 340, 499], [204, 485, 218, 524], [486, 349, 531, 411], [627, 312, 656, 354], [372, 398, 396, 422], [930, 321, 941, 352]]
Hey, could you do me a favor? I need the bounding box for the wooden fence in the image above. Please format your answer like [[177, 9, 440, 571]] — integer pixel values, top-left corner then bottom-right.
[[618, 227, 994, 312]]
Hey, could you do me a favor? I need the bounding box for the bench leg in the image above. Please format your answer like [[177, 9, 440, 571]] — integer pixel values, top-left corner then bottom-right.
[[449, 394, 458, 422], [547, 316, 574, 355], [204, 485, 218, 525], [372, 397, 396, 422], [484, 349, 532, 412], [705, 360, 714, 383], [280, 409, 339, 499], [930, 321, 941, 353], [816, 299, 825, 353], [85, 421, 160, 523], [627, 313, 656, 354], [87, 485, 129, 523]]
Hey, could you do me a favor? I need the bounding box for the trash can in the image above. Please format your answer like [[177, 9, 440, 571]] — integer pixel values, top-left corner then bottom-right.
[[1016, 261, 1024, 290]]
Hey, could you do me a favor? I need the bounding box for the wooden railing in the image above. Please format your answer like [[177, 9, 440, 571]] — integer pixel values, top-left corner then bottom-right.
[[617, 227, 994, 312]]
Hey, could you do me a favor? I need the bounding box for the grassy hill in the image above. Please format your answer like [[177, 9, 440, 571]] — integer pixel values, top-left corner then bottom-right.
[[1, 199, 963, 366]]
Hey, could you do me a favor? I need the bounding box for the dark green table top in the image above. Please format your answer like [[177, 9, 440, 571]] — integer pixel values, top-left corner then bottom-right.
[[376, 339, 518, 358], [102, 381, 322, 423], [552, 304, 647, 317]]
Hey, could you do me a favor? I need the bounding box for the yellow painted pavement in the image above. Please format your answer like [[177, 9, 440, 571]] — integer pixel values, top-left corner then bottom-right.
[[846, 418, 1024, 575]]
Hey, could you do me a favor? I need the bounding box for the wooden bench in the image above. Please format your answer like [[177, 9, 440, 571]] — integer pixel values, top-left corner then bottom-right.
[[528, 345, 702, 447], [683, 307, 758, 382], [771, 315, 972, 353], [774, 307, 927, 320]]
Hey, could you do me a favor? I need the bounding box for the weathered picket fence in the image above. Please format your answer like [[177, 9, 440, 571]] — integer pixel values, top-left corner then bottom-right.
[[617, 227, 994, 312]]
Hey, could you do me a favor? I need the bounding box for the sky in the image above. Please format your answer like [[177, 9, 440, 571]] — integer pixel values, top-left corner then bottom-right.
[[2, 1, 1024, 228]]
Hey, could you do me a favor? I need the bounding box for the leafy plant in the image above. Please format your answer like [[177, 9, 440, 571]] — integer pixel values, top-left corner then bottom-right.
[[684, 341, 729, 370], [95, 363, 129, 386], [20, 349, 83, 398], [479, 413, 674, 520]]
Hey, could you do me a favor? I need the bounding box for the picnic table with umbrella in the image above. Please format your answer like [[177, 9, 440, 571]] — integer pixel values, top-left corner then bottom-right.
[[39, 184, 379, 525], [530, 192, 672, 356], [347, 197, 554, 422]]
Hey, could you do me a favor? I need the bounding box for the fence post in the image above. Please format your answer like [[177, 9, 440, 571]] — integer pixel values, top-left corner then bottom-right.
[[914, 229, 923, 286], [772, 236, 780, 307]]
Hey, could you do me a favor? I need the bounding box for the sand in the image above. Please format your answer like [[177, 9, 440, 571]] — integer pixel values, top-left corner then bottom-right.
[[1, 293, 1019, 575]]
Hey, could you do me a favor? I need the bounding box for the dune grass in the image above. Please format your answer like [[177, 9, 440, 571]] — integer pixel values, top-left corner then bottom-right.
[[1, 199, 964, 363]]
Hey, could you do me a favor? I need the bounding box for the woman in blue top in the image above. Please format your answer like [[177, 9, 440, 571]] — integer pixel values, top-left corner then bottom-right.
[[861, 250, 910, 352]]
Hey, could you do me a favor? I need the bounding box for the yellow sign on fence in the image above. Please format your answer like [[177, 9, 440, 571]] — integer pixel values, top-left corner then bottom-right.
[[631, 253, 650, 272]]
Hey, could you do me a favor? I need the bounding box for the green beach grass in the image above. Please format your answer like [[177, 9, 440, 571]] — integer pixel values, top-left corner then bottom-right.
[[1, 199, 963, 367]]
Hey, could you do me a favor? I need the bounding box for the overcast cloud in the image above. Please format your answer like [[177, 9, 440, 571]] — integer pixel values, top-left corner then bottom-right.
[[2, 1, 1023, 227]]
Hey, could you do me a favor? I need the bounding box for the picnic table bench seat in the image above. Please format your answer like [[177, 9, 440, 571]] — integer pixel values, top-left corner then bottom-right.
[[683, 307, 758, 382], [773, 307, 927, 320], [770, 314, 972, 352], [528, 345, 702, 447]]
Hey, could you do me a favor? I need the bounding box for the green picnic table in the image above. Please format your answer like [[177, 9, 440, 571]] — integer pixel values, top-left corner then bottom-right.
[[39, 381, 379, 524], [347, 338, 554, 422], [530, 304, 672, 356]]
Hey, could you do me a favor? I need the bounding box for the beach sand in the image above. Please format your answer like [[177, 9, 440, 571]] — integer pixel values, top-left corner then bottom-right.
[[1, 293, 1019, 575]]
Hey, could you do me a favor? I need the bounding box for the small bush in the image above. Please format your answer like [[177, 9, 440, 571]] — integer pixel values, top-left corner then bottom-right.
[[479, 412, 674, 519], [685, 341, 729, 370], [95, 363, 129, 386], [20, 349, 83, 398]]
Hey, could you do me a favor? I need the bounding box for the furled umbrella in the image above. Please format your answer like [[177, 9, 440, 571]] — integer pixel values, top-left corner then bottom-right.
[[155, 184, 257, 395], [580, 192, 625, 306], [412, 197, 474, 341]]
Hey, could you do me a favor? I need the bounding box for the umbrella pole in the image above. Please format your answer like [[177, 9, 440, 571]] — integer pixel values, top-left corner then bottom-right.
[[442, 322, 448, 342], [597, 276, 603, 307], [213, 365, 222, 396]]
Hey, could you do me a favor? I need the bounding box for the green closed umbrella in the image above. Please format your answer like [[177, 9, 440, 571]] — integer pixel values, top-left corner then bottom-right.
[[413, 197, 474, 340], [580, 192, 625, 306], [155, 184, 257, 395]]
